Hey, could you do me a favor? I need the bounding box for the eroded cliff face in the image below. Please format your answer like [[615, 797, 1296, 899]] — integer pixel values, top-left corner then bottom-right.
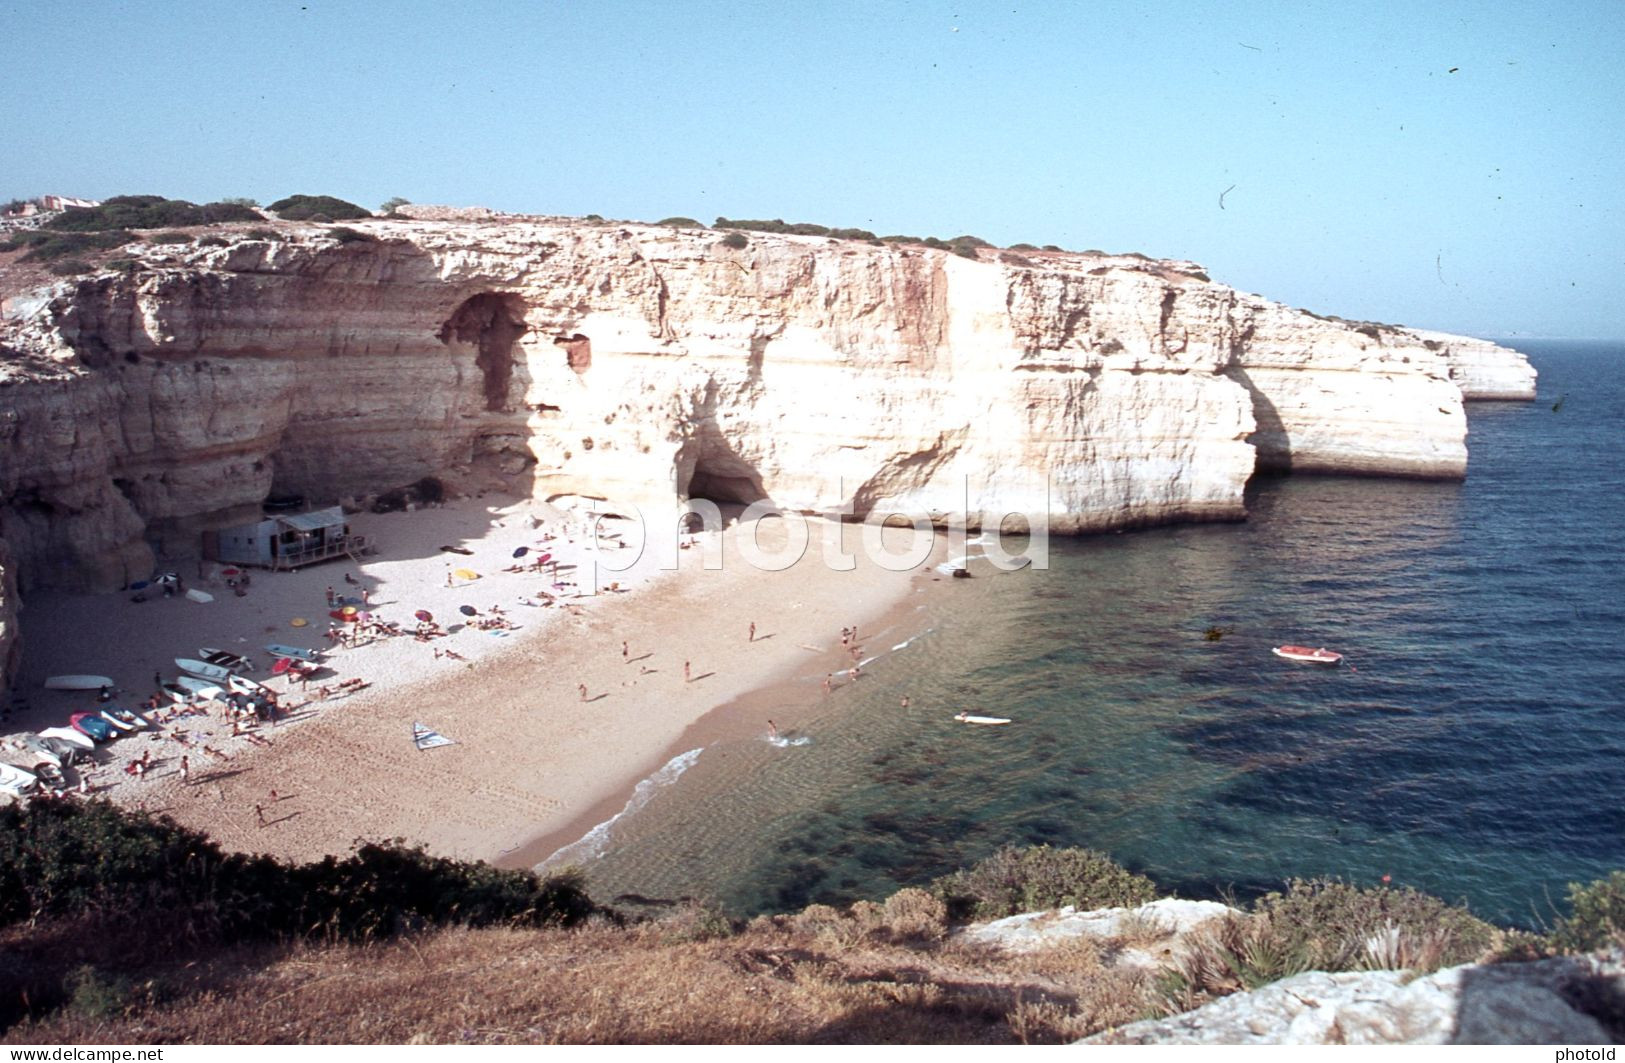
[[0, 217, 1536, 684]]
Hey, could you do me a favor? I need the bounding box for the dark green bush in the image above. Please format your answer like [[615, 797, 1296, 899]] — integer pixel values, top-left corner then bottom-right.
[[716, 217, 877, 241], [5, 229, 133, 262], [0, 799, 599, 941], [657, 216, 705, 228], [1044, 244, 1065, 252], [719, 232, 748, 250], [242, 228, 281, 241], [267, 194, 371, 221], [1549, 871, 1625, 952], [930, 845, 1158, 922], [326, 226, 374, 244], [48, 259, 94, 276], [1009, 242, 1039, 251], [46, 197, 260, 232], [106, 258, 139, 273], [880, 234, 922, 244], [195, 235, 228, 247], [378, 196, 410, 213], [147, 230, 193, 245]]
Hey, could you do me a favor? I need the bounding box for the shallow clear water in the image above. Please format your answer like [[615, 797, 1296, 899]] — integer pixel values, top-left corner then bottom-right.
[[554, 341, 1625, 926]]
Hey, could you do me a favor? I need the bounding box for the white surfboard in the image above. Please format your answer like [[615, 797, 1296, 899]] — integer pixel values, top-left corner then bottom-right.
[[954, 712, 1012, 726]]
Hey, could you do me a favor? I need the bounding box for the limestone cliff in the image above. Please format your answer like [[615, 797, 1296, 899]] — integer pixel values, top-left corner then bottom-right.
[[0, 217, 1535, 685]]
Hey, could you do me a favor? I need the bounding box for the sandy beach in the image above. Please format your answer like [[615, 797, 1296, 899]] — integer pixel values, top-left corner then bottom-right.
[[4, 493, 948, 871]]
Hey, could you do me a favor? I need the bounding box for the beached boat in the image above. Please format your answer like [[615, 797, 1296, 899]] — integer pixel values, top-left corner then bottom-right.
[[69, 712, 116, 742], [98, 710, 139, 732], [265, 643, 320, 663], [43, 675, 114, 691], [0, 763, 38, 796], [102, 708, 149, 731], [160, 681, 194, 703], [173, 676, 225, 700], [1272, 645, 1343, 665], [39, 726, 94, 752], [199, 648, 253, 673], [20, 734, 62, 768], [954, 712, 1013, 726], [39, 735, 86, 764], [227, 674, 270, 697], [176, 658, 232, 683]]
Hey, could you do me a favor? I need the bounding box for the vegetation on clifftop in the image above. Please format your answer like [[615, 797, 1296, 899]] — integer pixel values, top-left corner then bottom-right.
[[43, 195, 261, 232], [266, 194, 372, 221], [1, 779, 1620, 1042]]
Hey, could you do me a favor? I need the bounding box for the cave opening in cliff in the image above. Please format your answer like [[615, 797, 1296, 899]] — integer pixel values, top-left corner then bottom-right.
[[678, 436, 770, 509], [438, 293, 529, 412]]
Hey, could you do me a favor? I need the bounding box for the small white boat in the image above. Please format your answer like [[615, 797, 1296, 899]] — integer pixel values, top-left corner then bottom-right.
[[19, 735, 62, 768], [0, 763, 38, 796], [38, 726, 94, 752], [176, 658, 231, 683], [43, 675, 114, 691], [1272, 645, 1343, 665], [265, 643, 320, 663], [184, 588, 214, 604], [98, 710, 139, 732], [199, 648, 253, 673], [227, 674, 270, 696], [172, 676, 225, 701], [160, 681, 194, 704], [954, 712, 1013, 726]]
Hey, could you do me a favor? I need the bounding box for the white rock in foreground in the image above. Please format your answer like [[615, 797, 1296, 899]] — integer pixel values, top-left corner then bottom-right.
[[1087, 950, 1623, 1045], [960, 897, 1239, 953]]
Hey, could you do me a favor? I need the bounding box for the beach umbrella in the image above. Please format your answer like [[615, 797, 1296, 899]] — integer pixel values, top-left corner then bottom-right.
[[271, 657, 292, 675], [414, 609, 434, 623], [537, 553, 552, 564], [453, 568, 480, 580], [155, 573, 179, 586], [458, 605, 478, 617], [341, 605, 358, 617], [512, 546, 529, 558], [290, 617, 308, 627], [221, 567, 240, 576]]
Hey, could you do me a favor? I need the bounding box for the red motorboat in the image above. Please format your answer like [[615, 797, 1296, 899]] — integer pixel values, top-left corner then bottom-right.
[[1273, 645, 1343, 665]]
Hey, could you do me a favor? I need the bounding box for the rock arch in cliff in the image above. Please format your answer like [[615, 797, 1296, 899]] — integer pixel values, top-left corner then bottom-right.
[[438, 293, 529, 412]]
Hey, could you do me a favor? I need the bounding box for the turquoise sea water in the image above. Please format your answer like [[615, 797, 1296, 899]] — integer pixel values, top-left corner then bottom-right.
[[551, 341, 1625, 927]]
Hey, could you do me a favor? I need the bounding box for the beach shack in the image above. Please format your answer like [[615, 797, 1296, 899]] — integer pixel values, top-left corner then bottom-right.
[[204, 506, 364, 571]]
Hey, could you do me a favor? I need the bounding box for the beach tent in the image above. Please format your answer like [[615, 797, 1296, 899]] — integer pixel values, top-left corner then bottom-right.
[[412, 723, 454, 751]]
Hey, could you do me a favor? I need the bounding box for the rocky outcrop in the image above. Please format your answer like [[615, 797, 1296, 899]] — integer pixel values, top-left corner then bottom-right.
[[1088, 950, 1623, 1045], [0, 218, 1535, 612], [1403, 327, 1539, 400]]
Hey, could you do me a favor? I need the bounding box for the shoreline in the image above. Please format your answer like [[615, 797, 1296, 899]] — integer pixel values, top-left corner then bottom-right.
[[5, 496, 950, 873], [501, 555, 947, 875]]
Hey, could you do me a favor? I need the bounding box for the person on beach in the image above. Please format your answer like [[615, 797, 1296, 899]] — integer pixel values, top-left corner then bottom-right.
[[840, 627, 850, 646], [683, 660, 692, 683], [326, 586, 336, 607], [622, 640, 629, 660], [579, 683, 588, 702], [153, 670, 163, 692], [900, 695, 910, 708], [749, 621, 756, 642], [255, 803, 266, 826], [179, 755, 189, 783], [768, 719, 778, 739], [848, 666, 861, 681], [823, 673, 833, 694]]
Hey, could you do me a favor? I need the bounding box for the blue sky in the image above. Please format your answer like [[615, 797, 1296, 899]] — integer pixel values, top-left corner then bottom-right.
[[4, 0, 1621, 338]]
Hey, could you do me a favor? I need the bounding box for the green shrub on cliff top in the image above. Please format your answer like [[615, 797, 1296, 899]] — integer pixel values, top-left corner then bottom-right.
[[931, 845, 1157, 921], [1549, 871, 1625, 952], [45, 196, 261, 231], [267, 194, 372, 221], [0, 798, 599, 940]]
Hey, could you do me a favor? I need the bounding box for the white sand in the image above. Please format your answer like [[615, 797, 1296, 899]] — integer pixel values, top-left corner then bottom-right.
[[3, 494, 943, 866]]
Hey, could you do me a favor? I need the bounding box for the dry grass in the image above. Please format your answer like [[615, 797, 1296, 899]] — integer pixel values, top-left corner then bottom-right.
[[3, 900, 1161, 1045]]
